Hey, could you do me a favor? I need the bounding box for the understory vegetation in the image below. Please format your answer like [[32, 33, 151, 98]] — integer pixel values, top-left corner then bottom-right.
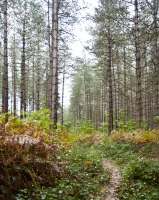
[[0, 109, 159, 199]]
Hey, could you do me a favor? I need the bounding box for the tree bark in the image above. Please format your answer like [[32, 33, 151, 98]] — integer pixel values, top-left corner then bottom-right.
[[20, 19, 26, 118], [12, 34, 17, 115], [153, 1, 159, 128], [50, 0, 58, 128], [108, 28, 113, 134], [36, 39, 40, 110], [134, 0, 142, 128], [61, 62, 65, 125], [2, 0, 9, 122]]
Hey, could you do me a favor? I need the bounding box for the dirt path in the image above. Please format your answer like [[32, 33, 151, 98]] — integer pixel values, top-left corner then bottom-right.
[[100, 159, 122, 200]]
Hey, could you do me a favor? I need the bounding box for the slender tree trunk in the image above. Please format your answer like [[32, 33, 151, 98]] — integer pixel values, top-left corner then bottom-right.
[[26, 60, 29, 112], [47, 0, 51, 109], [117, 61, 120, 121], [100, 80, 105, 124], [61, 63, 65, 125], [153, 6, 159, 128], [46, 61, 50, 108], [129, 68, 134, 120], [123, 46, 127, 122], [88, 87, 92, 120], [143, 46, 148, 124], [12, 34, 17, 115], [107, 28, 113, 134], [36, 39, 40, 110], [50, 0, 58, 128], [2, 0, 8, 122], [134, 0, 142, 128], [32, 55, 35, 111], [84, 71, 88, 122], [20, 20, 26, 118], [112, 60, 117, 130]]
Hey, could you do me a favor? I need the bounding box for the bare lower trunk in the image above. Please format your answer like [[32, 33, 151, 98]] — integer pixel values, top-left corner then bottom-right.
[[36, 39, 40, 110], [134, 0, 142, 128], [153, 11, 159, 128], [61, 64, 65, 125], [2, 0, 8, 122], [20, 20, 26, 118], [12, 34, 17, 115], [50, 0, 58, 128], [108, 29, 113, 134]]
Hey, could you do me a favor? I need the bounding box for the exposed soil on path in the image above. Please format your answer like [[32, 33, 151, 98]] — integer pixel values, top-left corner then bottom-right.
[[100, 159, 122, 200]]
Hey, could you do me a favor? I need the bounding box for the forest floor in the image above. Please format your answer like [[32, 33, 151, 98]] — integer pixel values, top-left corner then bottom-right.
[[1, 113, 159, 199], [100, 159, 122, 200], [93, 136, 122, 200]]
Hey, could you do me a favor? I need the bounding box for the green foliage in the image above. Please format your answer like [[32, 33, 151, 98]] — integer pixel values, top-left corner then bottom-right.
[[63, 122, 72, 132], [2, 113, 159, 200], [56, 122, 72, 132], [154, 116, 159, 123], [98, 122, 108, 132], [118, 158, 159, 199], [117, 115, 148, 132], [98, 111, 109, 132], [59, 142, 109, 199], [118, 119, 137, 132], [75, 120, 95, 135], [26, 108, 53, 132], [140, 119, 148, 129], [96, 139, 138, 165], [0, 113, 7, 126], [118, 109, 125, 124], [113, 109, 139, 132], [96, 137, 159, 200], [15, 142, 110, 200]]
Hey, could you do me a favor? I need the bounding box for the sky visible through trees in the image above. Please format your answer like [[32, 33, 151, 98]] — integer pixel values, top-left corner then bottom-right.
[[63, 0, 98, 107]]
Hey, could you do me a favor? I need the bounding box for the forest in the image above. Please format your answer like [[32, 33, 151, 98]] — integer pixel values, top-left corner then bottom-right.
[[0, 0, 159, 199]]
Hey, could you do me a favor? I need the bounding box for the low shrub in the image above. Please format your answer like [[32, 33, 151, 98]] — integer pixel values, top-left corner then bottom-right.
[[118, 157, 159, 199]]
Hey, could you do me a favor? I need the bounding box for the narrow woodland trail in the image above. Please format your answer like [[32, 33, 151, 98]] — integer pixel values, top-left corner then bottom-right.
[[100, 159, 122, 200]]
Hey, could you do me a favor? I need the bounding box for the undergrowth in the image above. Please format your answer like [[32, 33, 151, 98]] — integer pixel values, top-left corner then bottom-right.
[[1, 111, 159, 200], [0, 110, 110, 200], [96, 131, 159, 200]]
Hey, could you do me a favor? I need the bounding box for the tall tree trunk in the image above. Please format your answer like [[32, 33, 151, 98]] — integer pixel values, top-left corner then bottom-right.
[[123, 46, 127, 122], [61, 63, 65, 125], [108, 28, 113, 134], [12, 34, 17, 115], [100, 80, 105, 125], [20, 20, 26, 118], [50, 0, 58, 128], [36, 39, 40, 110], [153, 2, 159, 128], [47, 0, 51, 109], [134, 0, 142, 128], [46, 61, 50, 108], [32, 55, 35, 111], [143, 46, 148, 124], [2, 0, 8, 122], [112, 59, 117, 130]]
